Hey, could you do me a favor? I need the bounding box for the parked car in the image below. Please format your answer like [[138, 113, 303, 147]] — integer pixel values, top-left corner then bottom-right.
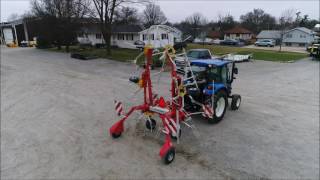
[[212, 39, 222, 45], [254, 39, 275, 47], [220, 39, 240, 46], [134, 40, 145, 50]]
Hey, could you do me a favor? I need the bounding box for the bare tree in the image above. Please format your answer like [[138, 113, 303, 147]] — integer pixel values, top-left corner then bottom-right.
[[142, 3, 167, 28], [185, 13, 207, 38], [240, 9, 276, 33], [7, 13, 20, 21], [91, 0, 148, 54], [278, 9, 295, 52], [32, 0, 92, 51], [114, 6, 140, 25]]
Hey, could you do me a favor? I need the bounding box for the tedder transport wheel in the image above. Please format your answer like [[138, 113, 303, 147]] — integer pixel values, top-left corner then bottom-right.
[[231, 94, 241, 110], [111, 133, 122, 138], [208, 90, 227, 124], [163, 147, 175, 164], [146, 118, 156, 130]]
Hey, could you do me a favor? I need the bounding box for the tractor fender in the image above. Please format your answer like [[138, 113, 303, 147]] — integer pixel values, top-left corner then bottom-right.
[[203, 83, 227, 95]]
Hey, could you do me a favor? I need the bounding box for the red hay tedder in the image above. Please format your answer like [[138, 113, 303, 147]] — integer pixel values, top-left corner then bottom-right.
[[109, 46, 188, 164]]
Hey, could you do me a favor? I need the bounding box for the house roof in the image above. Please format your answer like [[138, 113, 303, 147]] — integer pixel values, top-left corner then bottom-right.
[[112, 24, 143, 33], [285, 27, 314, 35], [139, 25, 182, 35], [257, 30, 281, 39], [207, 31, 222, 39], [78, 24, 143, 34], [224, 26, 252, 34]]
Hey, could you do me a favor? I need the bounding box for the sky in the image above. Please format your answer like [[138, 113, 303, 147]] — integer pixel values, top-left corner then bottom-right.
[[1, 0, 319, 23]]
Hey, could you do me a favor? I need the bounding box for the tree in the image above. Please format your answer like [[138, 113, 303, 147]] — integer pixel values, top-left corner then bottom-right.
[[217, 14, 236, 32], [114, 6, 140, 25], [278, 9, 295, 52], [240, 9, 276, 33], [92, 0, 148, 54], [142, 3, 167, 28], [184, 13, 207, 38], [7, 13, 20, 21], [31, 0, 92, 51]]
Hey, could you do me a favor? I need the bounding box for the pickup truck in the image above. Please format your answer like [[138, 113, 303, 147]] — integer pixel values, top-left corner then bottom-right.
[[175, 49, 215, 73]]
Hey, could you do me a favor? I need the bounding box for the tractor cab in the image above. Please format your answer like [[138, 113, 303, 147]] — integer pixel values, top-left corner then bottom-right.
[[187, 59, 238, 96], [184, 59, 241, 124]]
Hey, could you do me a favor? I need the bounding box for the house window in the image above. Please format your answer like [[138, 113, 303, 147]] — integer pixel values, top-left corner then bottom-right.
[[161, 34, 168, 40], [299, 43, 305, 47], [143, 34, 147, 41], [300, 34, 306, 38], [126, 34, 134, 41], [151, 34, 154, 40], [236, 33, 240, 37], [117, 34, 125, 40], [286, 34, 292, 38], [96, 34, 102, 39], [285, 42, 292, 46]]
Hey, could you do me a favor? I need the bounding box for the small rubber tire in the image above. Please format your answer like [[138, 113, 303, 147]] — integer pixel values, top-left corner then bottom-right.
[[231, 94, 241, 110], [146, 118, 156, 130], [111, 132, 122, 138], [163, 147, 175, 164], [170, 129, 182, 140], [208, 90, 227, 124]]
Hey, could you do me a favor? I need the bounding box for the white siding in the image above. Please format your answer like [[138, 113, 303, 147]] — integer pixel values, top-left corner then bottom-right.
[[77, 32, 140, 49], [139, 26, 182, 48], [282, 29, 315, 46]]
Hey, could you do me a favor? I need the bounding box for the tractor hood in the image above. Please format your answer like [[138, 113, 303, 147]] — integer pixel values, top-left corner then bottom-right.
[[190, 59, 231, 67]]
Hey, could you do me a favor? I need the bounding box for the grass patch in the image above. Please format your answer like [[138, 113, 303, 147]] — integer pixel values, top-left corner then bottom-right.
[[187, 43, 307, 62], [48, 46, 141, 62]]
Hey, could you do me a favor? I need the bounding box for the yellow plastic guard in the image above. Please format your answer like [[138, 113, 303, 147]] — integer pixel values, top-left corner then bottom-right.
[[144, 44, 153, 55]]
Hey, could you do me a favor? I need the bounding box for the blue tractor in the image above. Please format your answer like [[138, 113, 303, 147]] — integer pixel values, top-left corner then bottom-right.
[[184, 59, 241, 123]]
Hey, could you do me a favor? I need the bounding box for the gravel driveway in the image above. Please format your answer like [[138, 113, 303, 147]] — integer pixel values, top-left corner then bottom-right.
[[1, 47, 319, 179]]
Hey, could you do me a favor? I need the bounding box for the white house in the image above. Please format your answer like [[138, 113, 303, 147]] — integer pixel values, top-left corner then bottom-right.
[[282, 27, 315, 47], [139, 25, 182, 48], [77, 24, 143, 49]]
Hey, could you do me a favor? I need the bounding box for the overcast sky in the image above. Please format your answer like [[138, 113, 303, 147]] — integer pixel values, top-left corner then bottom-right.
[[1, 0, 319, 23]]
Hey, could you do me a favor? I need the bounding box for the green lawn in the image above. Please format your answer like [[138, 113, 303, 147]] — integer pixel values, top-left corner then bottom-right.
[[187, 43, 307, 62], [47, 44, 307, 63], [48, 46, 141, 62]]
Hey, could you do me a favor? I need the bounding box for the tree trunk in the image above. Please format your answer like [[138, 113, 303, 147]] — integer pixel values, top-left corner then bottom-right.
[[104, 24, 112, 55], [279, 43, 282, 52], [66, 44, 70, 53]]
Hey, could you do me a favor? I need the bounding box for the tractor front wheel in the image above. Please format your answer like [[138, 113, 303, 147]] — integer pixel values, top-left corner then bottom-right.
[[231, 94, 241, 110], [208, 90, 227, 124]]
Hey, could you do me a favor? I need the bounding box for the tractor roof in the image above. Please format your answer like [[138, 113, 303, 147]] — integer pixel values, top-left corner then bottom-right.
[[190, 59, 231, 67]]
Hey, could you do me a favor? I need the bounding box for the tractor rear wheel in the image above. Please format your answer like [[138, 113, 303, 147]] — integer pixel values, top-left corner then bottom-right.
[[208, 90, 227, 124], [231, 94, 241, 110]]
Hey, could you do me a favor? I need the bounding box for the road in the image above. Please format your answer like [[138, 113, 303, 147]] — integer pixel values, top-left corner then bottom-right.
[[1, 47, 319, 179]]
